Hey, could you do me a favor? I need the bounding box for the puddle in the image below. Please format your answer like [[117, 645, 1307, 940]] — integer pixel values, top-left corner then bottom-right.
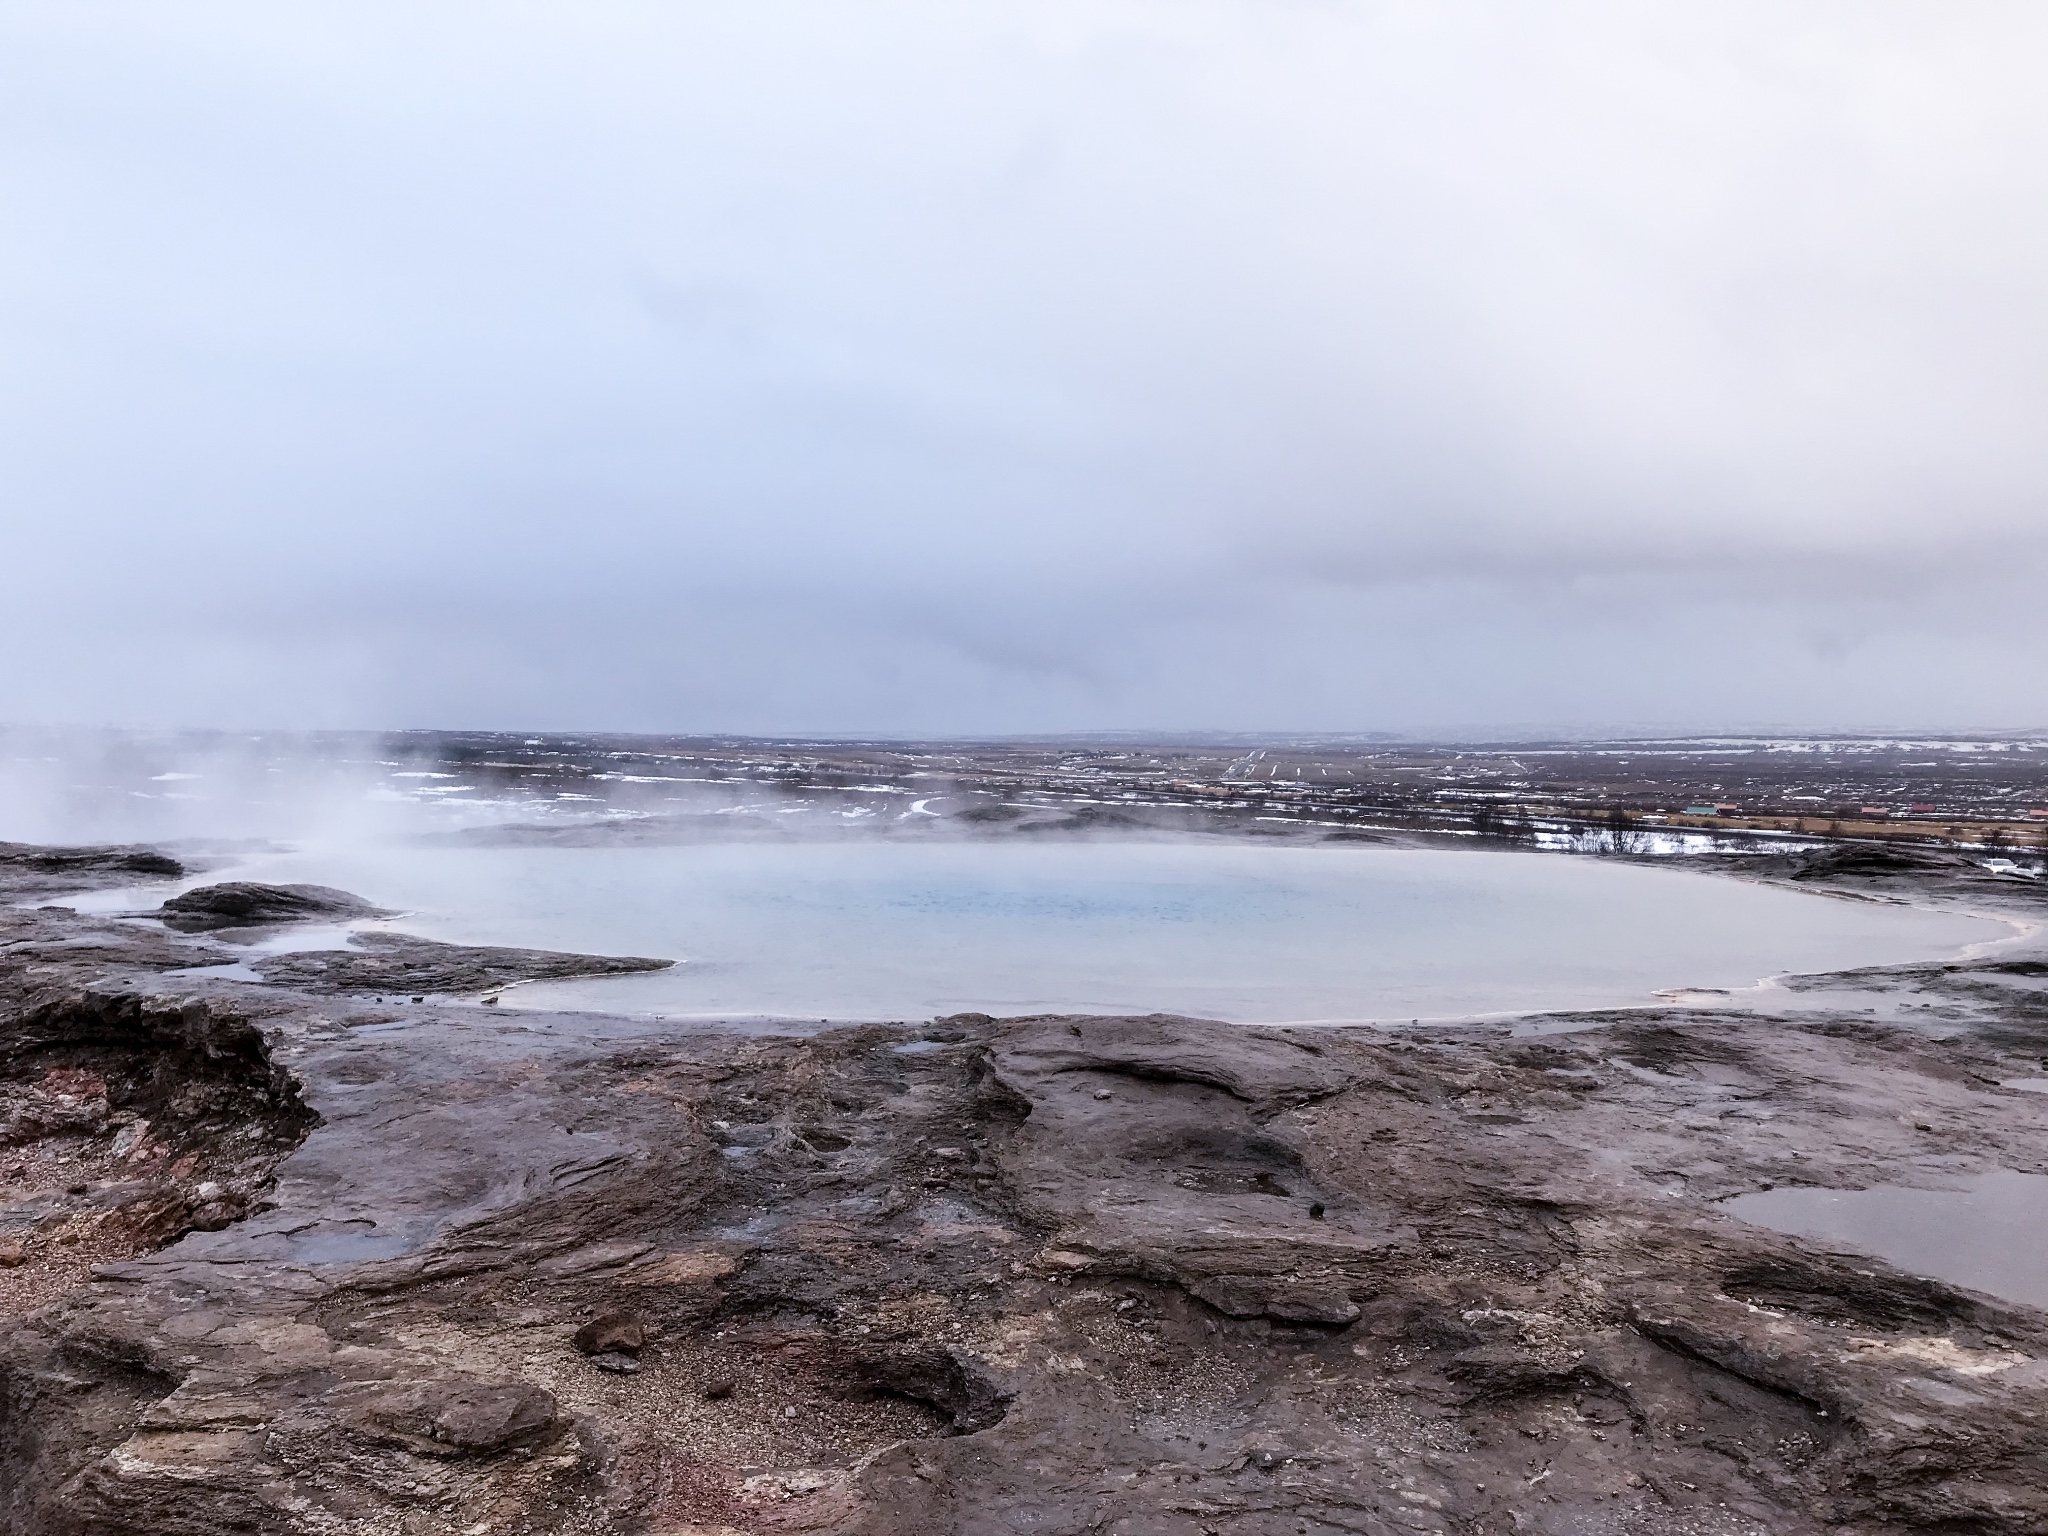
[[163, 961, 266, 983], [280, 1219, 416, 1264], [1722, 1168, 2048, 1309], [145, 913, 421, 989]]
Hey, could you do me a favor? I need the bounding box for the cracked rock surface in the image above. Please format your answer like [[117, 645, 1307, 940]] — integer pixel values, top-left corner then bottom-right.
[[2, 847, 2048, 1534]]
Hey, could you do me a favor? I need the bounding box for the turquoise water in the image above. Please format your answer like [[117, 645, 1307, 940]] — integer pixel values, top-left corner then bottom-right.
[[94, 839, 2011, 1024]]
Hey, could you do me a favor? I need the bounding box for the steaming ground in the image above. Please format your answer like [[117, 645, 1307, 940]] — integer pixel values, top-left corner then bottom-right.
[[6, 726, 2045, 855]]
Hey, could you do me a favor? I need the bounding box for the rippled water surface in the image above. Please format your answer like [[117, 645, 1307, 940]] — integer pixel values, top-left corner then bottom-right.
[[96, 840, 2010, 1024]]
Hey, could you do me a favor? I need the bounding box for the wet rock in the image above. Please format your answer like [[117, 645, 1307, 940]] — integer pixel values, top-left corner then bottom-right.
[[185, 1194, 247, 1232], [158, 881, 390, 930], [1, 1066, 112, 1146], [345, 1377, 558, 1458], [537, 1239, 655, 1279], [997, 1012, 1359, 1106], [1783, 844, 1969, 883], [1445, 1343, 1585, 1399], [0, 977, 316, 1293], [0, 842, 182, 902], [848, 1347, 1009, 1433], [571, 1309, 647, 1356], [253, 931, 671, 994], [1188, 1274, 1362, 1325], [93, 1182, 196, 1245]]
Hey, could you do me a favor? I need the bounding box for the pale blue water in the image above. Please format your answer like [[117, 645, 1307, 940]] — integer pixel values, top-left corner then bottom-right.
[[80, 839, 2010, 1024]]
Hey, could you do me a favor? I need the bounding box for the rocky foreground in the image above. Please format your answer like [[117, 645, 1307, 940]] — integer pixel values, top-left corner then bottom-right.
[[3, 843, 2048, 1534]]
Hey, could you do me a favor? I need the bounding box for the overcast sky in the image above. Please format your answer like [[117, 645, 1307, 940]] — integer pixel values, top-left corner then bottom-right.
[[5, 3, 2046, 737]]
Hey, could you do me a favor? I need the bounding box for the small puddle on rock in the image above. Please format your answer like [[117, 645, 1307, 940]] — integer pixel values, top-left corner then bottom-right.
[[1722, 1168, 2048, 1309]]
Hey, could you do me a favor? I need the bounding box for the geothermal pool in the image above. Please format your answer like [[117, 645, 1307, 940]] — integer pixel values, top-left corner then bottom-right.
[[92, 839, 2011, 1025]]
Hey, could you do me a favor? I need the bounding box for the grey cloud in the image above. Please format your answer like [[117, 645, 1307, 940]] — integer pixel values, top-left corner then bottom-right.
[[4, 2, 2047, 735]]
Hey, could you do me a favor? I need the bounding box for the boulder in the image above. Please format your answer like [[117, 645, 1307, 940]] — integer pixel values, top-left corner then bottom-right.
[[572, 1310, 647, 1356], [159, 882, 389, 930], [346, 1377, 558, 1458]]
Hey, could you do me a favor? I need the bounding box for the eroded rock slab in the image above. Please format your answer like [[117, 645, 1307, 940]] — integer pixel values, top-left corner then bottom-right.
[[0, 842, 182, 903], [252, 930, 672, 995], [158, 881, 391, 930]]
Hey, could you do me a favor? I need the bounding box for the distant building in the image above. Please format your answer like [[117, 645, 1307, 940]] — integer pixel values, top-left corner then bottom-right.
[[1683, 805, 1719, 816], [1910, 803, 1937, 814], [1859, 806, 1888, 817]]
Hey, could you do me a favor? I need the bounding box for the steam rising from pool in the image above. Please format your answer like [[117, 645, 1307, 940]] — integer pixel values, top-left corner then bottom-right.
[[89, 838, 2008, 1026], [4, 727, 2014, 1026]]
